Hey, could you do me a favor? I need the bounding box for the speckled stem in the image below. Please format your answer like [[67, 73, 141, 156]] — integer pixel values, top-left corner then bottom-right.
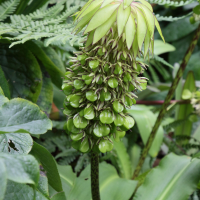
[[91, 152, 100, 200], [132, 23, 200, 180]]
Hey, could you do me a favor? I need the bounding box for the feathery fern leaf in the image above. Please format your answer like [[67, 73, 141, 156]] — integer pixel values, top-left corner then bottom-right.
[[0, 0, 20, 21], [156, 12, 192, 22], [0, 3, 84, 47], [147, 0, 194, 7]]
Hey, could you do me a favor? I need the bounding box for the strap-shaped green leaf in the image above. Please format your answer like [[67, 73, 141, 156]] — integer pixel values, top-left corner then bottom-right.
[[30, 142, 63, 192], [125, 13, 136, 49], [132, 33, 139, 58], [84, 3, 119, 34], [135, 7, 147, 50], [74, 5, 101, 33], [144, 29, 151, 58], [138, 3, 155, 38], [155, 16, 165, 42], [134, 153, 200, 200], [136, 0, 153, 11], [123, 0, 133, 9], [77, 0, 103, 20], [0, 159, 7, 200], [75, 0, 93, 20], [93, 9, 117, 44], [101, 0, 113, 8], [117, 3, 131, 37]]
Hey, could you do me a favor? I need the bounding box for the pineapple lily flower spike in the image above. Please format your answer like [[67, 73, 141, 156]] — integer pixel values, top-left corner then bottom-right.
[[62, 0, 165, 154]]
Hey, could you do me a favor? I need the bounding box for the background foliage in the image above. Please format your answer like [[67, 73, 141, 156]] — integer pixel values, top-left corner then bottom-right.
[[0, 0, 200, 199]]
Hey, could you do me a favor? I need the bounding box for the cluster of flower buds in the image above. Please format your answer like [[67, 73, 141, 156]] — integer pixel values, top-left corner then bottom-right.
[[62, 0, 164, 153]]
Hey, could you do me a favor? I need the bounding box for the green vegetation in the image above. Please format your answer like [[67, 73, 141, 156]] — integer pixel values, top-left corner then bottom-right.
[[0, 0, 200, 200]]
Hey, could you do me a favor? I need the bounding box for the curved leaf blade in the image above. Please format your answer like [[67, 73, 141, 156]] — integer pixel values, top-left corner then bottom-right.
[[0, 98, 52, 134], [134, 153, 200, 200]]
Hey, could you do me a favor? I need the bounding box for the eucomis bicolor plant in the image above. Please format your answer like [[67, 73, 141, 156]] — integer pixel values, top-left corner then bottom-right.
[[62, 0, 164, 153]]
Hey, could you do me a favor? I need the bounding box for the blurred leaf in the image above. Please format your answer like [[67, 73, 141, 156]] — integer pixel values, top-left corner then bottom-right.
[[162, 17, 199, 42], [127, 105, 164, 157], [184, 51, 200, 80], [113, 140, 132, 179], [134, 153, 200, 200], [30, 142, 63, 192], [0, 43, 42, 102], [53, 84, 65, 110], [25, 41, 65, 89], [169, 33, 200, 64], [4, 180, 49, 200], [23, 0, 49, 14], [51, 192, 66, 200], [0, 98, 52, 134], [15, 0, 30, 14], [37, 65, 53, 115], [57, 165, 76, 198], [154, 40, 175, 55], [0, 153, 39, 185], [0, 159, 7, 200], [0, 66, 10, 99], [0, 132, 33, 155], [68, 162, 137, 200], [37, 175, 49, 198], [175, 71, 196, 137], [0, 87, 9, 107]]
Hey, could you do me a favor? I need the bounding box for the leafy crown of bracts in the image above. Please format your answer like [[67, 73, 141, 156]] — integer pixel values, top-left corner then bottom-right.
[[62, 0, 164, 153]]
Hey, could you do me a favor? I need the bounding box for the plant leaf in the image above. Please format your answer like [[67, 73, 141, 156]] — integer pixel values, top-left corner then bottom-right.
[[84, 3, 119, 34], [101, 0, 113, 8], [0, 43, 42, 103], [134, 153, 200, 200], [51, 192, 66, 200], [113, 140, 132, 179], [67, 162, 137, 200], [175, 71, 196, 137], [0, 87, 9, 107], [135, 7, 147, 50], [127, 105, 164, 157], [36, 65, 53, 115], [117, 3, 131, 37], [30, 142, 63, 192], [57, 165, 76, 197], [25, 41, 65, 89], [123, 0, 133, 9], [93, 9, 117, 44], [0, 66, 10, 99], [154, 40, 175, 55], [4, 180, 49, 200], [155, 16, 165, 42], [0, 132, 33, 155], [0, 159, 7, 200], [0, 98, 52, 134], [37, 175, 49, 198], [0, 153, 39, 185], [125, 13, 136, 49]]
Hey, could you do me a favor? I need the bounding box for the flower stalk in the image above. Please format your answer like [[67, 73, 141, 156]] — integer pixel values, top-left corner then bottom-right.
[[91, 152, 101, 200], [132, 23, 200, 180]]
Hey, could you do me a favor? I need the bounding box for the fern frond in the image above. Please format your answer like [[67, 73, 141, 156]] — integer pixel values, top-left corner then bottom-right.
[[75, 154, 90, 173], [0, 0, 20, 22], [156, 12, 192, 22], [147, 0, 194, 7], [0, 4, 84, 47]]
